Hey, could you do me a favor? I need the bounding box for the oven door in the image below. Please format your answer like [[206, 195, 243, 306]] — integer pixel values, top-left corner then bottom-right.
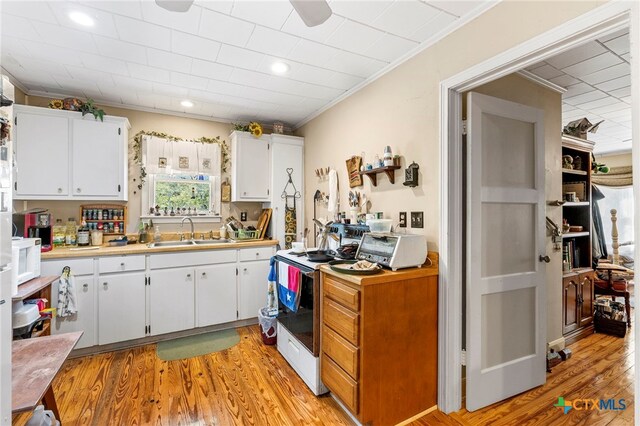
[[276, 260, 319, 356]]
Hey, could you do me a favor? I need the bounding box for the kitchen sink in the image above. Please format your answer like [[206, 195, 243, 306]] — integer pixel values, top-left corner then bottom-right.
[[147, 239, 229, 248]]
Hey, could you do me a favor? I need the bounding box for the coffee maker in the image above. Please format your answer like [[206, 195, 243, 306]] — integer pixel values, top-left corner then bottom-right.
[[13, 209, 53, 252]]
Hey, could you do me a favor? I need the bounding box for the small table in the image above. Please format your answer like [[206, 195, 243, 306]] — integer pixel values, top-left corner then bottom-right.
[[12, 331, 83, 422], [12, 275, 59, 338]]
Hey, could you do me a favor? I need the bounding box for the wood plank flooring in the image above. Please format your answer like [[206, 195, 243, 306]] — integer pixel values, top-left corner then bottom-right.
[[13, 324, 633, 425]]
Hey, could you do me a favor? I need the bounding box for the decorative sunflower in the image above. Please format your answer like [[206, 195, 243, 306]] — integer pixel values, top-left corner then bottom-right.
[[48, 99, 64, 109], [249, 121, 263, 138]]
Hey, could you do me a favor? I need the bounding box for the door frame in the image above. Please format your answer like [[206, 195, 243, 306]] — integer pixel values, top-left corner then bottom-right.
[[438, 0, 639, 414]]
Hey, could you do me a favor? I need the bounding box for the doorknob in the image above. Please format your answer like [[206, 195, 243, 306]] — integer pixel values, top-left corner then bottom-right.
[[539, 255, 551, 263]]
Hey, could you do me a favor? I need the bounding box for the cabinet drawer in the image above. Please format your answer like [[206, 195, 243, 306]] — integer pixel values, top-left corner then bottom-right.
[[324, 276, 360, 311], [42, 258, 94, 276], [239, 247, 274, 262], [323, 326, 359, 380], [99, 255, 145, 274], [323, 298, 359, 346], [149, 250, 236, 269], [321, 356, 358, 414]]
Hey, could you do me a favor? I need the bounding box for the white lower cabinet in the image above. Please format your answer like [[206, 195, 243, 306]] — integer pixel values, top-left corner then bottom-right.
[[149, 267, 195, 336], [50, 274, 96, 349], [237, 259, 271, 320], [196, 264, 237, 327], [98, 271, 146, 345]]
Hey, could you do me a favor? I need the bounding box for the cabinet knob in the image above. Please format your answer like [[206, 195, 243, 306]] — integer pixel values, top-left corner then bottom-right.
[[244, 268, 247, 272], [187, 273, 192, 278], [58, 188, 62, 193], [77, 187, 81, 193], [83, 283, 88, 289], [243, 192, 247, 195], [256, 252, 259, 257], [120, 262, 125, 267], [201, 272, 206, 278], [103, 282, 108, 287]]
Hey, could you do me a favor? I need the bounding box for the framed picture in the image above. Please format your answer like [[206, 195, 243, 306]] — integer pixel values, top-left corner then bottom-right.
[[563, 181, 586, 202]]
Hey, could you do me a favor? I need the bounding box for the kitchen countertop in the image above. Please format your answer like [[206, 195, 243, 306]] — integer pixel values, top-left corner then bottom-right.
[[42, 239, 279, 259], [320, 251, 438, 286]]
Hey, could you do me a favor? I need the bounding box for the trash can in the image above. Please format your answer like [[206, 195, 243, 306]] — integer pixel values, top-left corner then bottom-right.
[[258, 307, 277, 345]]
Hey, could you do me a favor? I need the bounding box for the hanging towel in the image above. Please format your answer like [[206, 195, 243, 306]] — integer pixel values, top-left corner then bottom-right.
[[284, 198, 297, 250], [197, 142, 221, 176], [328, 168, 338, 215], [57, 271, 77, 317], [278, 262, 301, 312], [144, 135, 173, 174], [266, 257, 278, 316]]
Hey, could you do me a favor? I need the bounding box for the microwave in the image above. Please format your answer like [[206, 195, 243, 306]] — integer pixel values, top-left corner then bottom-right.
[[11, 238, 41, 295]]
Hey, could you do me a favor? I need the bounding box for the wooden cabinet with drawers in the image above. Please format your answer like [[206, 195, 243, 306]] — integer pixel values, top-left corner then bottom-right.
[[320, 255, 438, 425], [562, 268, 595, 344]]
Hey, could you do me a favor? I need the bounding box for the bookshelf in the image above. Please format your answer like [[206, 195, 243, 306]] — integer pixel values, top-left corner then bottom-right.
[[561, 135, 595, 344]]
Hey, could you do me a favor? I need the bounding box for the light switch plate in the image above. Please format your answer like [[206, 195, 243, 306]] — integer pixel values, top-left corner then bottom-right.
[[399, 212, 407, 228], [410, 211, 423, 228]]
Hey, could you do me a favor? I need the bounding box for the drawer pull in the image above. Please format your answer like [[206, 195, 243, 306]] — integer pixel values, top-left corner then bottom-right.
[[288, 339, 300, 354], [83, 283, 88, 289], [120, 262, 125, 267]]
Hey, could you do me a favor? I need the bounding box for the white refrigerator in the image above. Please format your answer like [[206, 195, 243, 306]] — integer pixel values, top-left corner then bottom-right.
[[0, 74, 15, 425]]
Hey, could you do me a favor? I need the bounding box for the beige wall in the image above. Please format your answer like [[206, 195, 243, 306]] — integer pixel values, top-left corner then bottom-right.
[[469, 74, 564, 346], [15, 95, 264, 234], [596, 152, 632, 168], [297, 0, 606, 251]]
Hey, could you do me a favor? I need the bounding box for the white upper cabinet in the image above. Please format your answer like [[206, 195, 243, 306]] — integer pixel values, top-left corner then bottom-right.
[[230, 131, 270, 202], [13, 105, 130, 201]]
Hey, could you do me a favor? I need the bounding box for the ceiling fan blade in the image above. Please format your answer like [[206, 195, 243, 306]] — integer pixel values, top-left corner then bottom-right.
[[155, 0, 194, 13], [290, 0, 332, 27]]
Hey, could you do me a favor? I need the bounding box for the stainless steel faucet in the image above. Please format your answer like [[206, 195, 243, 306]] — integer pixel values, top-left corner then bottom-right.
[[181, 216, 195, 240]]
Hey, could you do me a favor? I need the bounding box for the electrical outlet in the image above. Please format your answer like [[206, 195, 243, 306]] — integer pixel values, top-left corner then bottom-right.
[[399, 212, 407, 228], [410, 211, 423, 228], [240, 211, 247, 221]]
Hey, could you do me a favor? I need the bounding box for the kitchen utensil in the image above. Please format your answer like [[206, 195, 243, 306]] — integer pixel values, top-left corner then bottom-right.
[[306, 250, 335, 262], [328, 260, 382, 275]]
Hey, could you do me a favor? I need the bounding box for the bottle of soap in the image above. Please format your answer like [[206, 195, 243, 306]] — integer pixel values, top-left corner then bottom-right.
[[154, 226, 161, 242]]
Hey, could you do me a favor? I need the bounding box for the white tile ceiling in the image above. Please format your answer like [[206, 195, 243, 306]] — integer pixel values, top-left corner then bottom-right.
[[526, 29, 631, 154], [0, 0, 490, 127]]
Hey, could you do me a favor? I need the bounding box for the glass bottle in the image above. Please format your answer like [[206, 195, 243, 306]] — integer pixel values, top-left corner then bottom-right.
[[65, 217, 77, 246]]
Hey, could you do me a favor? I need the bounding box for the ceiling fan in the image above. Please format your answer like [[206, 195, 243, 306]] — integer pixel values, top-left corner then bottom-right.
[[155, 0, 332, 27]]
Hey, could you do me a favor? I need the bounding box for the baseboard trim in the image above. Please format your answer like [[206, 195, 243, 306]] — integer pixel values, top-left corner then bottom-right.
[[396, 405, 438, 426], [548, 336, 566, 352]]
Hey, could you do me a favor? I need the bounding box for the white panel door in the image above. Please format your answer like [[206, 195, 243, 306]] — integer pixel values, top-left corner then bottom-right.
[[466, 92, 546, 411], [271, 138, 304, 248], [0, 269, 11, 425], [149, 267, 195, 335], [235, 135, 270, 200], [50, 275, 96, 349], [196, 264, 237, 327], [238, 260, 270, 320], [98, 271, 146, 345], [72, 118, 122, 198], [14, 110, 69, 197]]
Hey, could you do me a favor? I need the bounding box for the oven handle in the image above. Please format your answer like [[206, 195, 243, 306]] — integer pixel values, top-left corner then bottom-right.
[[303, 271, 316, 278]]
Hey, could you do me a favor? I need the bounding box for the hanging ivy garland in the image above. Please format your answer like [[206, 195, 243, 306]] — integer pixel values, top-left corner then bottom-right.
[[132, 130, 230, 191]]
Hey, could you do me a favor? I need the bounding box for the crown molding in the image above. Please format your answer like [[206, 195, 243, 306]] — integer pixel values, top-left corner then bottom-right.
[[516, 70, 567, 94]]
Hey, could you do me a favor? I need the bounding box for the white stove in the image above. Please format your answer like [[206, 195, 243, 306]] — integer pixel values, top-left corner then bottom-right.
[[275, 249, 327, 270]]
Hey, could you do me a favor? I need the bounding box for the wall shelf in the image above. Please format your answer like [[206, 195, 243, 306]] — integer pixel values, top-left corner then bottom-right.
[[358, 165, 401, 187], [562, 168, 587, 176]]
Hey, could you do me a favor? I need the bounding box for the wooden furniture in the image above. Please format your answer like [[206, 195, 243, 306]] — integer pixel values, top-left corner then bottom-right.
[[594, 263, 633, 328], [80, 204, 127, 236], [561, 135, 595, 343], [319, 253, 438, 425], [12, 331, 83, 422], [12, 275, 58, 338], [358, 165, 401, 186], [13, 105, 130, 201]]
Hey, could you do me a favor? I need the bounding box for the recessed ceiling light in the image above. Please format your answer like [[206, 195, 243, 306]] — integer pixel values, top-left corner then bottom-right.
[[69, 11, 94, 27], [271, 62, 290, 75], [181, 100, 194, 108]]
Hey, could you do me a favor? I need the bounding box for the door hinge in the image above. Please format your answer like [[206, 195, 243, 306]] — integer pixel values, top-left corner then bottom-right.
[[148, 325, 151, 334], [462, 119, 467, 136], [117, 184, 121, 192], [267, 189, 270, 196], [267, 144, 270, 150], [236, 268, 238, 276], [461, 349, 467, 366], [14, 117, 17, 125], [148, 277, 151, 286], [118, 128, 121, 135], [14, 182, 17, 191], [145, 325, 149, 334], [236, 310, 239, 318]]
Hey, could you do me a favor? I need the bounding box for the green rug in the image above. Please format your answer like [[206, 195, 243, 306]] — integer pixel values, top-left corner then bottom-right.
[[157, 328, 240, 361]]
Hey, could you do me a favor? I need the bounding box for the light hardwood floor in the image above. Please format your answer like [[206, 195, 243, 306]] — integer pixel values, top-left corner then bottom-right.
[[13, 324, 633, 425]]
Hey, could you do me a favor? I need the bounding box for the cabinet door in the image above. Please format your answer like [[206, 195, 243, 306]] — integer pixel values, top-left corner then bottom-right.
[[579, 273, 595, 327], [271, 139, 303, 247], [50, 274, 96, 349], [14, 110, 69, 197], [72, 119, 122, 198], [562, 276, 580, 335], [235, 136, 270, 200], [196, 264, 237, 327], [98, 272, 146, 345], [238, 260, 270, 320], [149, 268, 195, 335]]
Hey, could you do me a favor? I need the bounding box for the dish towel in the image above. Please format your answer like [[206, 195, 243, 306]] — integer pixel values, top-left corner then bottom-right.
[[284, 198, 297, 250], [57, 272, 77, 317], [266, 257, 278, 316], [278, 262, 301, 312], [328, 168, 338, 215]]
